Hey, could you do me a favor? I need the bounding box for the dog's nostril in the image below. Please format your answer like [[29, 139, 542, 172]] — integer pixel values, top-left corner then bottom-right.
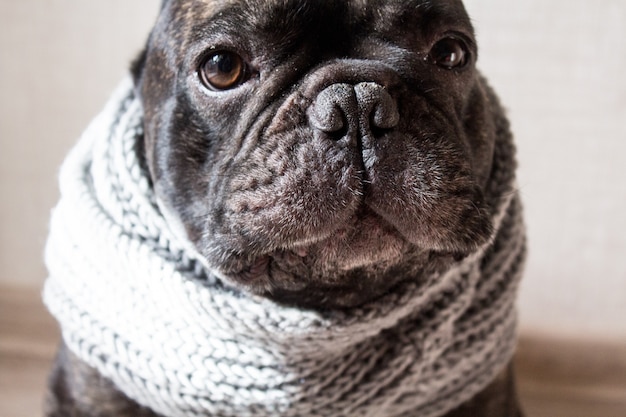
[[354, 82, 399, 132], [308, 83, 356, 136], [354, 83, 400, 129]]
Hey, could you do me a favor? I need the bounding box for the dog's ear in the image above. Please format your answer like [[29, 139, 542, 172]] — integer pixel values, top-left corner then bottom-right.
[[131, 0, 170, 87], [130, 46, 148, 87]]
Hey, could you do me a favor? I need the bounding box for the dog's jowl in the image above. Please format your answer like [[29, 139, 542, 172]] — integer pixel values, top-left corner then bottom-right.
[[43, 1, 526, 416]]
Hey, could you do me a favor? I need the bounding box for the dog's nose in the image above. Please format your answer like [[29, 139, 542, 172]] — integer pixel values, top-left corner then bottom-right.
[[308, 82, 399, 141]]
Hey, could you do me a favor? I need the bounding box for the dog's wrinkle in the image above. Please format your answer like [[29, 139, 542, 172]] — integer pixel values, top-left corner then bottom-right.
[[300, 59, 404, 100], [263, 91, 312, 137], [184, 1, 351, 85], [237, 0, 339, 45]]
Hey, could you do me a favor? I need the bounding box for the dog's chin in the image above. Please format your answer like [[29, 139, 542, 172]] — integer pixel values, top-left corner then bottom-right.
[[210, 208, 460, 309]]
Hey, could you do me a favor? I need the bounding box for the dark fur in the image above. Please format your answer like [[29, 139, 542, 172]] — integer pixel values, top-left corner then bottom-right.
[[46, 0, 524, 415]]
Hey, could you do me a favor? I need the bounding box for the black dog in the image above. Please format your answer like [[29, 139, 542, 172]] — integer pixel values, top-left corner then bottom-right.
[[45, 1, 524, 416]]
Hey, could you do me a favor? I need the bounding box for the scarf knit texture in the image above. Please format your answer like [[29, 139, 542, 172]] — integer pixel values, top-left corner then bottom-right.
[[43, 78, 526, 417]]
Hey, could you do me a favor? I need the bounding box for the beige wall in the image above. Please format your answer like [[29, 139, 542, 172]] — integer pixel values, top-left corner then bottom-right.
[[0, 1, 160, 287], [464, 0, 626, 341], [2, 1, 625, 342]]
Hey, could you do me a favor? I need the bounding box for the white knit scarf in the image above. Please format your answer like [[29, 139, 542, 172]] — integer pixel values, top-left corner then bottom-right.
[[44, 78, 526, 417]]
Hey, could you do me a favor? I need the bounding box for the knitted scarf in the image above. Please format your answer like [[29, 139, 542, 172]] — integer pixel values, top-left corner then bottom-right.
[[43, 78, 526, 417]]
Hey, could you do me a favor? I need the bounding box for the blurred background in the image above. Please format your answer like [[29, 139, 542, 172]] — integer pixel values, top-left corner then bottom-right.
[[1, 0, 625, 416]]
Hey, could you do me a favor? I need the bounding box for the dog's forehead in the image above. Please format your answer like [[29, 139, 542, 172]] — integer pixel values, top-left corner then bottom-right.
[[163, 0, 470, 32]]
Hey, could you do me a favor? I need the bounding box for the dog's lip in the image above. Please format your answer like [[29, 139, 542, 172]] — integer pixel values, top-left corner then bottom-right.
[[218, 245, 304, 275], [227, 255, 271, 283], [223, 211, 409, 284]]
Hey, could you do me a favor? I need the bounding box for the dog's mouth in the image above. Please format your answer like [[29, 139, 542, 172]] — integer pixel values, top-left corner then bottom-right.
[[212, 206, 457, 308], [237, 214, 404, 271]]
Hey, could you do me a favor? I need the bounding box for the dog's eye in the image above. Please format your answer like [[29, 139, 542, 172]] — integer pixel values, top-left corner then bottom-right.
[[199, 51, 248, 90], [428, 37, 470, 69]]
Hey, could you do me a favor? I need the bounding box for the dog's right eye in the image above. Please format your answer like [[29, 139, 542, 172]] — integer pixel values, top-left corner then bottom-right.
[[428, 36, 471, 70], [199, 51, 249, 91]]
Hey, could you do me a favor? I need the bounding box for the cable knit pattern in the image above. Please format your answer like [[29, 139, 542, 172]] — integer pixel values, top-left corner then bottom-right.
[[43, 78, 526, 417]]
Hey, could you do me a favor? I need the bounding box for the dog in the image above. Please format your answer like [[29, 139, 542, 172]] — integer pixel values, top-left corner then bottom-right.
[[44, 0, 525, 416]]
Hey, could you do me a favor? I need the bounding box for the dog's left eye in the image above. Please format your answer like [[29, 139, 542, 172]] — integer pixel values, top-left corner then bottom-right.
[[428, 37, 470, 70], [199, 51, 249, 90]]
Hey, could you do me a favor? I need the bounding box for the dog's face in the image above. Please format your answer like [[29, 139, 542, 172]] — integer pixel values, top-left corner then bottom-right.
[[133, 0, 498, 307]]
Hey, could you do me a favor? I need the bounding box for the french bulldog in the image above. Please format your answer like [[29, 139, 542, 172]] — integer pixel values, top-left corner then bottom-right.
[[46, 0, 524, 416]]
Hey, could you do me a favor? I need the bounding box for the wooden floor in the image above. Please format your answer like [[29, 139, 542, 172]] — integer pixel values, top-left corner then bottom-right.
[[1, 285, 626, 417], [1, 286, 59, 417]]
